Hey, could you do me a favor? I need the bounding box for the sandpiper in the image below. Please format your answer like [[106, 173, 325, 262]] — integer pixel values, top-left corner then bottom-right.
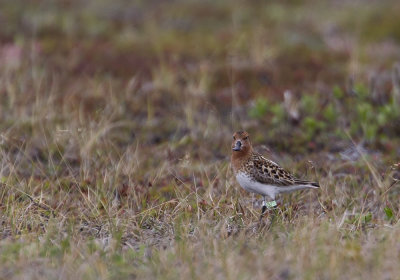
[[231, 131, 319, 216]]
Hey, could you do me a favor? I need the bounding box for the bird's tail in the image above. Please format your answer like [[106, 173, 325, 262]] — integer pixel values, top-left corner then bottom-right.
[[294, 179, 320, 188]]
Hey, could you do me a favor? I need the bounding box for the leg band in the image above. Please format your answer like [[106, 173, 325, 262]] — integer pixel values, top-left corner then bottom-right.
[[265, 200, 277, 209]]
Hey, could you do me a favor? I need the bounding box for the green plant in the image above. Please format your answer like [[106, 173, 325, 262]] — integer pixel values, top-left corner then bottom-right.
[[302, 116, 326, 140], [323, 103, 337, 123], [384, 207, 393, 220], [333, 85, 344, 99], [249, 97, 270, 119], [270, 103, 286, 125]]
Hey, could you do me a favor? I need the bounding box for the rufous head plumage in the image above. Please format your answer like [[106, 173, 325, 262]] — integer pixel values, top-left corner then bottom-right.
[[231, 131, 253, 171]]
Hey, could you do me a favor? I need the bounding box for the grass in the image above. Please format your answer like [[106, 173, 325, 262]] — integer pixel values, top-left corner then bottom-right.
[[1, 0, 400, 279]]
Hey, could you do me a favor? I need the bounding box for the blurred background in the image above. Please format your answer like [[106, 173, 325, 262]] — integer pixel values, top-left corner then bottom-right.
[[1, 0, 400, 155]]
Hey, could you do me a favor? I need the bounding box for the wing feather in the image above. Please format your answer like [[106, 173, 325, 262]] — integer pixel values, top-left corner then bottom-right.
[[249, 153, 319, 188], [250, 154, 297, 186]]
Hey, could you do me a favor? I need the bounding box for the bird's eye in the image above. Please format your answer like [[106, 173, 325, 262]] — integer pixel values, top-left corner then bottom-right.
[[243, 136, 248, 140], [233, 136, 236, 140]]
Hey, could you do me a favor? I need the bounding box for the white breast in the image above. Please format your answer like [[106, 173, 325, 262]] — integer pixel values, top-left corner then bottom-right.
[[235, 172, 317, 200], [235, 172, 279, 199]]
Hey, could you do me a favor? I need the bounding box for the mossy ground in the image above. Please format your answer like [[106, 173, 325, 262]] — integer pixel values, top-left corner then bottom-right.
[[1, 0, 400, 279]]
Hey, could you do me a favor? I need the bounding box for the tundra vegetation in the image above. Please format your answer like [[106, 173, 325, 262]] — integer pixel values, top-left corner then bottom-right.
[[0, 0, 400, 279]]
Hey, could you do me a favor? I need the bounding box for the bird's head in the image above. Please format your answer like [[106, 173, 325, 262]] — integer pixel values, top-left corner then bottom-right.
[[231, 131, 252, 154]]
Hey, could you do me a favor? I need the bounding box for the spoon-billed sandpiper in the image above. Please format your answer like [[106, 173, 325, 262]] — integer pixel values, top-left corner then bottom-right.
[[231, 131, 319, 217]]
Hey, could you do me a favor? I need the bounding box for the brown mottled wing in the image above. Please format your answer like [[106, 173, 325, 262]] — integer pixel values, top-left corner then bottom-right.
[[249, 154, 297, 187]]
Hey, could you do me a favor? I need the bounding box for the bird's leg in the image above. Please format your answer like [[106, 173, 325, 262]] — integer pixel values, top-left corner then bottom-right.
[[261, 198, 277, 214], [260, 196, 279, 225], [260, 198, 278, 225], [259, 196, 267, 222], [261, 196, 267, 215], [268, 200, 278, 226]]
